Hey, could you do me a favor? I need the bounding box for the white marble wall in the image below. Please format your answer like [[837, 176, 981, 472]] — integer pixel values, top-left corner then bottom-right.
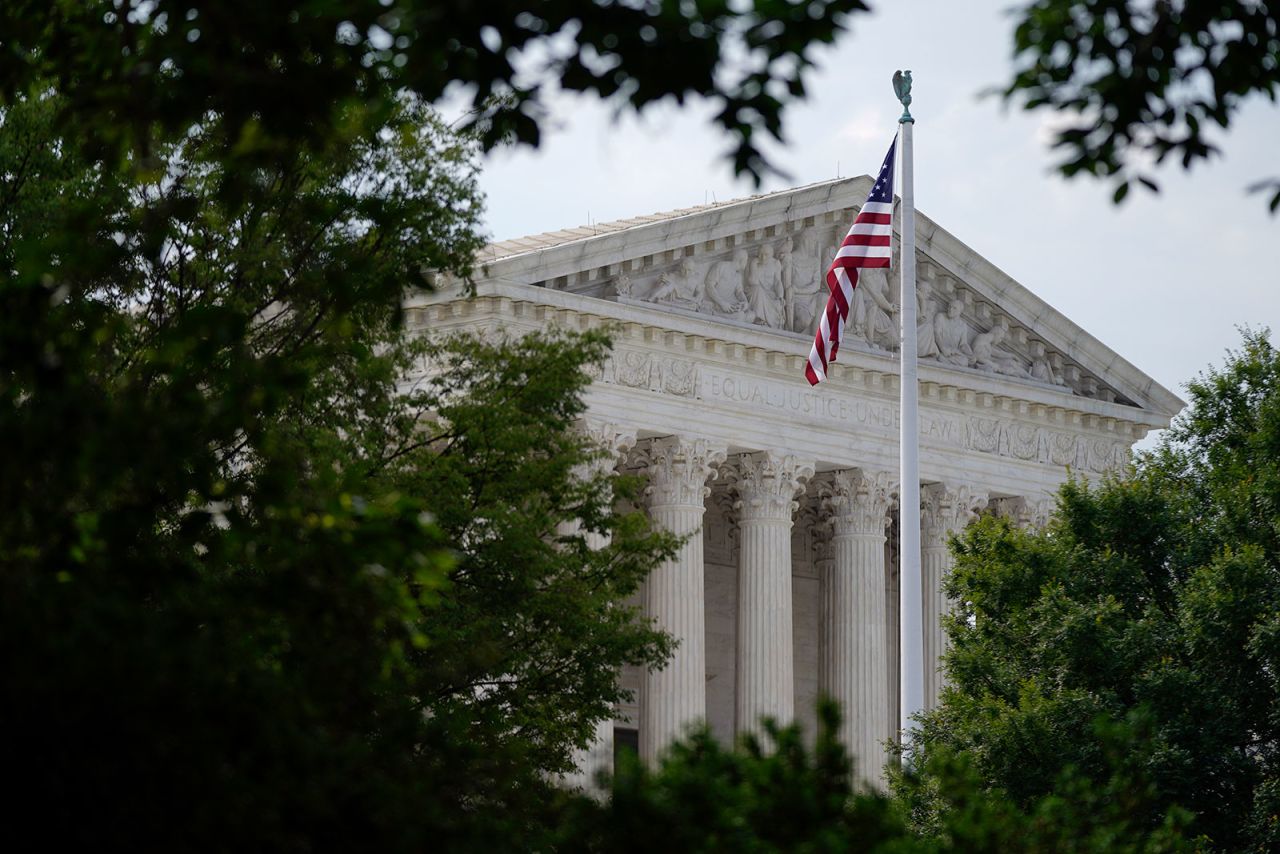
[[705, 559, 737, 744], [793, 573, 821, 739]]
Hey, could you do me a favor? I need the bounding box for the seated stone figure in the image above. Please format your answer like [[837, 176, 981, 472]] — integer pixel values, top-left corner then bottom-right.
[[702, 249, 752, 320], [971, 321, 1029, 377], [785, 233, 824, 333], [932, 299, 972, 365], [647, 258, 703, 308], [747, 243, 785, 328], [852, 267, 896, 349], [917, 294, 940, 358]]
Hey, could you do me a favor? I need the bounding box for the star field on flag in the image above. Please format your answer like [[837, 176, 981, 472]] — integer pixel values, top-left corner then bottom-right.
[[804, 139, 897, 386]]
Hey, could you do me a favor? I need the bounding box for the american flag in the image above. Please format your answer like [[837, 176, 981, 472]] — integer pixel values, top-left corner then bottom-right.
[[804, 139, 897, 386]]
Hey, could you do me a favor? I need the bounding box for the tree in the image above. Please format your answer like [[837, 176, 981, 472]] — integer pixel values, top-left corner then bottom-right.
[[904, 330, 1280, 851], [0, 2, 904, 848], [0, 0, 873, 182], [556, 704, 911, 852], [0, 87, 676, 849], [1003, 1, 1280, 210], [551, 703, 1194, 852]]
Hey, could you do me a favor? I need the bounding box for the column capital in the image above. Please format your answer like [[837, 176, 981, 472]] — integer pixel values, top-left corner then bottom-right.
[[727, 451, 814, 522], [633, 436, 726, 509], [1028, 496, 1056, 528], [576, 419, 637, 477], [921, 482, 988, 544], [578, 419, 637, 461], [990, 494, 1056, 529], [818, 469, 895, 538]]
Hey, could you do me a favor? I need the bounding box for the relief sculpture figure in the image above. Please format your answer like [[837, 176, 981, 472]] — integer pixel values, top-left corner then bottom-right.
[[647, 258, 703, 309], [917, 293, 939, 358], [747, 243, 786, 328], [779, 238, 795, 329], [786, 232, 824, 333], [971, 320, 1029, 377], [852, 267, 896, 349], [703, 249, 752, 320], [1028, 341, 1062, 385], [932, 299, 972, 365]]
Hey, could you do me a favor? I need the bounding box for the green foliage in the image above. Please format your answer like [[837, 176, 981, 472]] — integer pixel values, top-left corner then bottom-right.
[[553, 703, 1193, 852], [0, 85, 677, 849], [0, 0, 872, 184], [554, 703, 912, 853], [906, 329, 1280, 852], [1004, 1, 1280, 211], [0, 2, 875, 843], [392, 330, 680, 779], [899, 727, 1196, 854]]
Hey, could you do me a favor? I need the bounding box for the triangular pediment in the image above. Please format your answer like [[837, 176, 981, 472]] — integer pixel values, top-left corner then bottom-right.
[[473, 178, 1182, 420]]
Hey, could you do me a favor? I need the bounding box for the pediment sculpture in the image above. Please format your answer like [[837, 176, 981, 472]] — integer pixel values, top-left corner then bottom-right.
[[612, 224, 884, 338], [609, 223, 1083, 397]]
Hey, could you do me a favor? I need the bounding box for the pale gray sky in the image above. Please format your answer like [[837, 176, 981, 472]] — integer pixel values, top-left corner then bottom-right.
[[472, 1, 1280, 443]]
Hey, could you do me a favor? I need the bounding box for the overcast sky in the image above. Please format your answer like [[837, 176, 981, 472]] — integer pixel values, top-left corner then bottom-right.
[[470, 0, 1280, 444]]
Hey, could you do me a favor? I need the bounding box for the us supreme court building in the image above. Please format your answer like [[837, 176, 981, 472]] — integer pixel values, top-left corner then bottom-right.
[[410, 176, 1182, 788]]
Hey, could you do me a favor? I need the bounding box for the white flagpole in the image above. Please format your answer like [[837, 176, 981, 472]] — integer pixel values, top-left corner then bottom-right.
[[894, 71, 924, 763]]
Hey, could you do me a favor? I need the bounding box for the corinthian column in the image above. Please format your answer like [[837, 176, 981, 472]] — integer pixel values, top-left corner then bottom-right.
[[920, 482, 986, 710], [819, 469, 893, 786], [730, 452, 814, 738], [561, 421, 636, 794], [634, 436, 726, 764]]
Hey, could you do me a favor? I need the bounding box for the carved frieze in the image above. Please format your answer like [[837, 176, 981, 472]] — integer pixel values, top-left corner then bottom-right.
[[605, 349, 701, 399], [963, 416, 1128, 474], [605, 349, 1130, 475]]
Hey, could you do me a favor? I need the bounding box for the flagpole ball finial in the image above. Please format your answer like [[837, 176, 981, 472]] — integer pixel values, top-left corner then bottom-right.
[[893, 70, 914, 123]]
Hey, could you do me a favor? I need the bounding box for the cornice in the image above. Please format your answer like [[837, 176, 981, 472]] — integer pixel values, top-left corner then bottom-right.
[[406, 281, 1171, 439]]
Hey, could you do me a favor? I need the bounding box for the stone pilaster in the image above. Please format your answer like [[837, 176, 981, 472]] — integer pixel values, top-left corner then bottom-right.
[[634, 436, 726, 764], [819, 469, 894, 786], [920, 483, 987, 710], [729, 451, 814, 738], [561, 421, 636, 793]]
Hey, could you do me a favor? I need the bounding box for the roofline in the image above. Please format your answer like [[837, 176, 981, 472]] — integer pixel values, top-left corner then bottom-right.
[[472, 177, 1185, 420]]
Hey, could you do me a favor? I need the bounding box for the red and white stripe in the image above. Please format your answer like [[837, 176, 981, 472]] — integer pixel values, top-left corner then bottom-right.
[[804, 200, 893, 385]]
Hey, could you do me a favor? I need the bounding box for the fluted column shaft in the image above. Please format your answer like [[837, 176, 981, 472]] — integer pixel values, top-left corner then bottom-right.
[[920, 483, 986, 711], [637, 437, 725, 765], [733, 452, 813, 737], [561, 423, 635, 793], [820, 470, 893, 787], [920, 537, 950, 713], [561, 516, 619, 790]]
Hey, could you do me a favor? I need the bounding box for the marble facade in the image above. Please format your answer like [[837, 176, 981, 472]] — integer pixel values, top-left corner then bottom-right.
[[408, 176, 1183, 789]]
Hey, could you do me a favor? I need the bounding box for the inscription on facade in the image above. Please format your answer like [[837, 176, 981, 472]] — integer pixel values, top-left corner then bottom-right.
[[594, 354, 1127, 474], [707, 373, 895, 427], [701, 368, 963, 448]]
